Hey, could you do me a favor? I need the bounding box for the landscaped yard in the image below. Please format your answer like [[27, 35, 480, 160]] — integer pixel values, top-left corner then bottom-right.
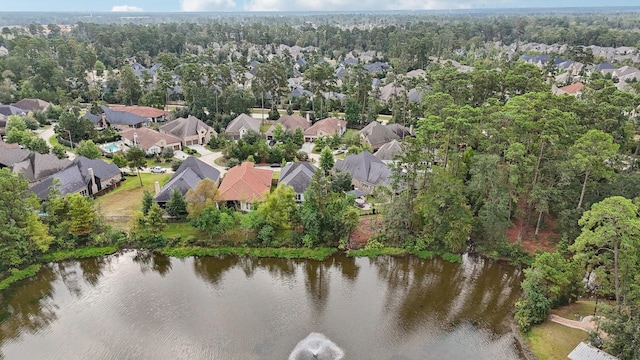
[[550, 300, 598, 320], [48, 134, 65, 148], [526, 321, 588, 360], [163, 222, 206, 238], [96, 173, 170, 217], [525, 301, 598, 360]]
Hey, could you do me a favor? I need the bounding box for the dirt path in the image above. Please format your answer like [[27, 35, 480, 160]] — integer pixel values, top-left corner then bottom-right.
[[548, 314, 600, 332]]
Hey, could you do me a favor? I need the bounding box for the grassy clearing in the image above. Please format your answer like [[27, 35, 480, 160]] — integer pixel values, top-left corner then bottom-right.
[[40, 246, 119, 263], [160, 246, 337, 260], [163, 222, 207, 238], [525, 321, 588, 360], [96, 173, 170, 217], [550, 301, 598, 320], [0, 265, 41, 291]]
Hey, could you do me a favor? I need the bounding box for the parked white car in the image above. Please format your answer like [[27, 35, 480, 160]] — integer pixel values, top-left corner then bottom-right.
[[150, 166, 167, 173]]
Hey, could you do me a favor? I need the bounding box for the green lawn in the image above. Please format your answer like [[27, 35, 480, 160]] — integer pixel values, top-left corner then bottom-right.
[[214, 156, 226, 167], [142, 157, 173, 168], [526, 321, 588, 360], [550, 301, 598, 320], [163, 222, 206, 238], [48, 134, 65, 148], [525, 301, 599, 360], [96, 173, 170, 217]]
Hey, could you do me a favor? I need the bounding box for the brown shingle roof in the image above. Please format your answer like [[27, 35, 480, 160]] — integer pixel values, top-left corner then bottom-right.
[[265, 114, 310, 136], [11, 98, 51, 112], [110, 105, 168, 119], [304, 117, 346, 137], [219, 162, 272, 203], [160, 115, 217, 139], [120, 127, 181, 151], [558, 82, 584, 94], [225, 114, 261, 135]]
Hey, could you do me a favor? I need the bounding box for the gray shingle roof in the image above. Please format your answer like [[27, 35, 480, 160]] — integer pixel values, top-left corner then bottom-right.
[[360, 121, 399, 150], [155, 157, 221, 203], [154, 167, 203, 203], [11, 152, 71, 181], [568, 342, 619, 360], [74, 156, 121, 182], [386, 123, 412, 138], [278, 162, 317, 194], [174, 156, 221, 182], [333, 151, 390, 186], [31, 165, 85, 199], [374, 139, 404, 161], [83, 112, 102, 124], [0, 104, 27, 116], [29, 156, 120, 199], [0, 147, 30, 167], [101, 105, 148, 126], [160, 115, 216, 140]]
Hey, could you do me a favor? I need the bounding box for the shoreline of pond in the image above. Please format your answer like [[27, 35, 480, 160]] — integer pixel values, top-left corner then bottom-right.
[[0, 244, 518, 292]]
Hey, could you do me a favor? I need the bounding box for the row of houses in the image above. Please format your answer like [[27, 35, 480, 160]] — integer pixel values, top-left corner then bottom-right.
[[519, 54, 640, 95], [225, 113, 347, 142], [154, 149, 393, 212], [81, 105, 352, 156], [82, 106, 217, 155]]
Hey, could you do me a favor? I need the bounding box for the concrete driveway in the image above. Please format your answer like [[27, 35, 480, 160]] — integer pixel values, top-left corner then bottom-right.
[[189, 144, 214, 156], [36, 124, 76, 160], [173, 150, 189, 160], [301, 142, 320, 164]]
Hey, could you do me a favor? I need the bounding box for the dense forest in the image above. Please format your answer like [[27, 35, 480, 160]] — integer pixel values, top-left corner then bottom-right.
[[1, 11, 640, 359]]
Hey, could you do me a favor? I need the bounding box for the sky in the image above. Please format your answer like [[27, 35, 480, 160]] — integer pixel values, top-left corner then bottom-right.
[[0, 0, 636, 12]]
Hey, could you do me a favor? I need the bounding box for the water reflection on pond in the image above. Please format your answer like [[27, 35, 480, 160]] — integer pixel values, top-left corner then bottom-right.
[[0, 251, 524, 359]]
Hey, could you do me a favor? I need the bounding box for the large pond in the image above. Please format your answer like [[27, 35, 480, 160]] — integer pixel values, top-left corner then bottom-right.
[[0, 251, 525, 359]]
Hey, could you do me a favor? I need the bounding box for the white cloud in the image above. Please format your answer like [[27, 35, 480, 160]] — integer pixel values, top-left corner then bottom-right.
[[244, 0, 513, 11], [111, 5, 144, 12], [180, 0, 237, 11]]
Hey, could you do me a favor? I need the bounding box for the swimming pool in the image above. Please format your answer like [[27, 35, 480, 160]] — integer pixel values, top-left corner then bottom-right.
[[102, 142, 120, 153]]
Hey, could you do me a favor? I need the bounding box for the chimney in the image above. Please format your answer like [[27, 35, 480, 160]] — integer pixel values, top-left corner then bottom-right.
[[409, 124, 414, 136], [88, 167, 98, 194], [154, 181, 161, 196], [306, 112, 311, 123]]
